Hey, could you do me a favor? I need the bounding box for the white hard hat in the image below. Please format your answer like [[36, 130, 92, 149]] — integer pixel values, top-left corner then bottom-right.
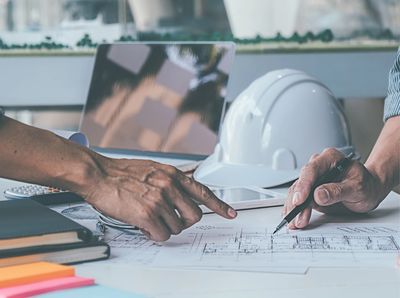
[[194, 69, 356, 188]]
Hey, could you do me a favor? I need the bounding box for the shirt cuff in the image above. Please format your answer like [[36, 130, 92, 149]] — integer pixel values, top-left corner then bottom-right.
[[384, 94, 400, 121]]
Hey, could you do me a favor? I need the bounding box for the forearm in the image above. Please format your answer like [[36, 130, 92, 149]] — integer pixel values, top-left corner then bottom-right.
[[365, 116, 400, 198], [0, 116, 104, 195]]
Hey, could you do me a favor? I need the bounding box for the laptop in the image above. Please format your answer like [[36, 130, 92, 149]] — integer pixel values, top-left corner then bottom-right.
[[80, 42, 236, 165]]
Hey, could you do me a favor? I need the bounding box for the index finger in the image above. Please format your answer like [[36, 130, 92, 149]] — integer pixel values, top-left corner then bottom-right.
[[177, 174, 237, 219], [293, 148, 344, 206]]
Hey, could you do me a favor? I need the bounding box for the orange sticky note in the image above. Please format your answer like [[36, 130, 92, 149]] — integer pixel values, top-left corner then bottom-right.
[[0, 276, 94, 298], [0, 262, 74, 288]]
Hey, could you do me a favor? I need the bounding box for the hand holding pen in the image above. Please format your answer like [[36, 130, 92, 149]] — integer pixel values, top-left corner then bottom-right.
[[278, 148, 388, 232]]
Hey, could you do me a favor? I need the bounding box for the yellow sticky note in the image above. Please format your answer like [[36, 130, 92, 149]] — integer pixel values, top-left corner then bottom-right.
[[0, 262, 74, 288]]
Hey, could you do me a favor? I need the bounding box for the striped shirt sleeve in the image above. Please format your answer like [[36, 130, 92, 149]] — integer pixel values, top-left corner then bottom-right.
[[384, 47, 400, 121]]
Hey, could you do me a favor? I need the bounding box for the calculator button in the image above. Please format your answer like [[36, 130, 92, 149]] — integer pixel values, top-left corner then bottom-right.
[[4, 184, 67, 199]]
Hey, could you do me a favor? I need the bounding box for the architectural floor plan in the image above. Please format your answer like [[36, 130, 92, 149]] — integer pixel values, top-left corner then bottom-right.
[[53, 203, 400, 272], [153, 223, 400, 270]]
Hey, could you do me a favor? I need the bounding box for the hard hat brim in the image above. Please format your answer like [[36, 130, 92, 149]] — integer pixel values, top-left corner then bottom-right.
[[194, 147, 359, 189], [194, 155, 300, 188]]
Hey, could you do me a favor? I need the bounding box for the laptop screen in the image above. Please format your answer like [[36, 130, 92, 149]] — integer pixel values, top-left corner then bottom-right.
[[80, 43, 235, 156]]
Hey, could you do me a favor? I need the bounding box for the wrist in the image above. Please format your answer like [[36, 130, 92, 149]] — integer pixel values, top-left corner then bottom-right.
[[51, 143, 108, 198], [365, 160, 396, 203], [365, 117, 400, 200]]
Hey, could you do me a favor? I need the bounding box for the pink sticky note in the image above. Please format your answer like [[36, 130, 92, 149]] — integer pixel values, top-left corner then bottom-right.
[[0, 276, 94, 298]]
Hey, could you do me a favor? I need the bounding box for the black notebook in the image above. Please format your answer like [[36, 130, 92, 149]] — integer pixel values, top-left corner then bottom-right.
[[0, 199, 92, 251], [0, 199, 110, 266]]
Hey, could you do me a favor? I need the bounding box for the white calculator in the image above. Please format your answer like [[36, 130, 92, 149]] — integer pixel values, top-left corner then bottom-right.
[[4, 184, 83, 205]]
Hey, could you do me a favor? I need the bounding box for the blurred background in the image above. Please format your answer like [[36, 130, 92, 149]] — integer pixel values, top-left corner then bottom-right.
[[0, 0, 399, 162], [1, 0, 399, 43]]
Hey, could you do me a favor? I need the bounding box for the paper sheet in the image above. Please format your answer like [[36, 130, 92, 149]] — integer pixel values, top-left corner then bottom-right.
[[52, 204, 305, 273], [152, 223, 400, 270], [53, 204, 400, 273]]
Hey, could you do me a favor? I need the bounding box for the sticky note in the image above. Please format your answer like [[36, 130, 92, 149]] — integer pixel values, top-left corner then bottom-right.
[[37, 285, 148, 297], [0, 262, 74, 288], [0, 276, 94, 298]]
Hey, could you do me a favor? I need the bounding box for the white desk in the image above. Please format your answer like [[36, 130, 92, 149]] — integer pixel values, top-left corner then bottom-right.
[[1, 175, 399, 297]]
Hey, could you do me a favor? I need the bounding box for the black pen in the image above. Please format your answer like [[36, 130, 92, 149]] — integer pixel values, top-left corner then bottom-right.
[[272, 152, 355, 235]]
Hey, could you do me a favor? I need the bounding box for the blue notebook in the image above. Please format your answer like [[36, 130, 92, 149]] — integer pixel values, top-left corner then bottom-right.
[[36, 285, 147, 298]]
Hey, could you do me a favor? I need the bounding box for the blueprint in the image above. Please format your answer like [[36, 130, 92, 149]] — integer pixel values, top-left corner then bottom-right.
[[152, 223, 400, 269], [52, 203, 400, 272], [52, 204, 305, 272]]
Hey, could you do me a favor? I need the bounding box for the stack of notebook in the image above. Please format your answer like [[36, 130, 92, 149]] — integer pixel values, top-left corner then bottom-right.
[[0, 199, 109, 267]]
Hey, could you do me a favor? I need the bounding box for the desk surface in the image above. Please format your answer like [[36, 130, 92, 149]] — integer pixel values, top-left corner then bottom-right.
[[1, 179, 399, 298]]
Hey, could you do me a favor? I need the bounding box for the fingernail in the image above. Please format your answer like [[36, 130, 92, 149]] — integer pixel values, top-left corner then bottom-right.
[[317, 188, 330, 203], [228, 208, 237, 218], [293, 192, 301, 205]]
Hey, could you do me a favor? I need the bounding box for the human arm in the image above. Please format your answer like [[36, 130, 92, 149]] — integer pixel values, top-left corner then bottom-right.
[[0, 116, 236, 241], [283, 46, 400, 229], [282, 115, 400, 229]]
